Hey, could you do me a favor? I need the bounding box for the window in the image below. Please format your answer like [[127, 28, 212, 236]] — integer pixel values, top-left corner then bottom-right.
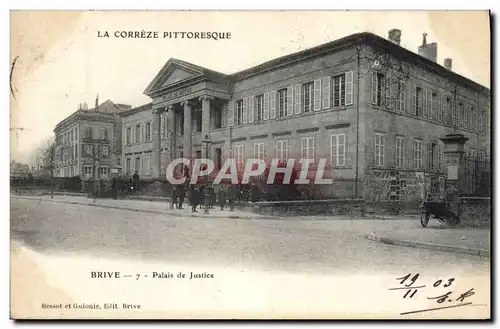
[[100, 128, 106, 140], [470, 106, 477, 131], [73, 144, 77, 159], [256, 94, 264, 122], [195, 150, 202, 159], [71, 129, 74, 142], [428, 142, 437, 170], [412, 86, 423, 116], [413, 139, 423, 169], [469, 149, 476, 157], [333, 72, 353, 107], [135, 125, 141, 143], [278, 88, 287, 117], [464, 105, 469, 129], [457, 102, 464, 127], [253, 143, 265, 160], [234, 144, 244, 168], [83, 144, 93, 157], [84, 165, 92, 175], [330, 134, 346, 166], [431, 92, 438, 120], [86, 127, 93, 138], [135, 157, 141, 173], [126, 158, 131, 174], [479, 111, 484, 132], [374, 133, 385, 167], [445, 97, 452, 125], [100, 145, 109, 157], [142, 156, 151, 175], [395, 136, 405, 168], [333, 74, 345, 107], [276, 140, 289, 161], [394, 80, 406, 112], [371, 72, 385, 106], [301, 137, 315, 160], [146, 122, 151, 141], [99, 167, 109, 177], [236, 100, 243, 125], [126, 127, 131, 145], [303, 82, 314, 113]]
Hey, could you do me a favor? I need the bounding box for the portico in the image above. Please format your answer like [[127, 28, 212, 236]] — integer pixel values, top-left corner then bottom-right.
[[144, 58, 231, 178]]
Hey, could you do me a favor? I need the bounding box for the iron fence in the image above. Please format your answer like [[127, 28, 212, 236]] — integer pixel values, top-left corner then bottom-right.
[[463, 153, 491, 197]]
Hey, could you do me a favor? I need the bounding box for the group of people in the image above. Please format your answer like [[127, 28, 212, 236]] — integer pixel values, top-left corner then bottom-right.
[[170, 184, 238, 213]]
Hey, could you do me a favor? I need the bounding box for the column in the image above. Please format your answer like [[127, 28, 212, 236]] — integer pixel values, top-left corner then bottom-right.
[[182, 101, 192, 161], [440, 133, 469, 217], [166, 106, 176, 164], [152, 108, 162, 178], [200, 95, 213, 159]]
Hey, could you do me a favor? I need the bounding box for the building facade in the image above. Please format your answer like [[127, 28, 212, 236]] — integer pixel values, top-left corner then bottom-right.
[[120, 102, 157, 178], [124, 30, 490, 197], [53, 100, 131, 179]]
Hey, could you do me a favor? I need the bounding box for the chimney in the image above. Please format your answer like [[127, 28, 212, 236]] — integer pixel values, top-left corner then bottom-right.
[[388, 29, 402, 46], [83, 102, 88, 110], [418, 33, 438, 62], [444, 58, 452, 70]]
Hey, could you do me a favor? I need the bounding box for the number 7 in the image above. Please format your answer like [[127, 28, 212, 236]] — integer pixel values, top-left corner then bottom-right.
[[136, 274, 140, 280]]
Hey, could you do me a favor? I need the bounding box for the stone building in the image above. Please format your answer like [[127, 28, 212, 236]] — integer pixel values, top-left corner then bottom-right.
[[53, 100, 131, 179], [126, 30, 490, 198], [119, 102, 157, 178]]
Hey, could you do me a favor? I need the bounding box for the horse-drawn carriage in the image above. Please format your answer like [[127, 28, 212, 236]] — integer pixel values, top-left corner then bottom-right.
[[419, 178, 460, 228]]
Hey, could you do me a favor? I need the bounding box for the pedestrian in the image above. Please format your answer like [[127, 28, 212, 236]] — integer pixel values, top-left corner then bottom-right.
[[218, 187, 226, 211], [171, 187, 178, 209], [111, 177, 117, 200], [133, 171, 140, 195], [190, 185, 200, 213], [228, 185, 236, 212], [178, 184, 186, 210]]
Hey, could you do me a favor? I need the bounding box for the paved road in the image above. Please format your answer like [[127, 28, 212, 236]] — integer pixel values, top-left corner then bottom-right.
[[11, 198, 489, 276]]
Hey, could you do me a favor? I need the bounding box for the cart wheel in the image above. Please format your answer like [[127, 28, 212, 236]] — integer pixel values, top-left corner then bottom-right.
[[420, 208, 430, 227]]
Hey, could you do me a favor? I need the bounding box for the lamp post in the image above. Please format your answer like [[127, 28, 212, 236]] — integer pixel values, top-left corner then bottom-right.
[[201, 134, 212, 214]]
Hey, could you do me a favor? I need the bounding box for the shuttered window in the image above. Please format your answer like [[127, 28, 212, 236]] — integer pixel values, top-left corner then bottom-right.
[[322, 77, 331, 109], [270, 90, 277, 119], [294, 84, 302, 114], [277, 89, 287, 118], [303, 82, 314, 113], [242, 97, 248, 124], [248, 96, 254, 123], [227, 101, 234, 126], [313, 79, 322, 111], [263, 92, 270, 120]]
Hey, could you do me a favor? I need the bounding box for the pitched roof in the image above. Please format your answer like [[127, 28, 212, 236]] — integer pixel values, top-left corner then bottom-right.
[[148, 32, 489, 94]]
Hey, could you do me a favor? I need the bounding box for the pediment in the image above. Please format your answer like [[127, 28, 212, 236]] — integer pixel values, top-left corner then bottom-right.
[[144, 59, 205, 96], [160, 67, 199, 88]]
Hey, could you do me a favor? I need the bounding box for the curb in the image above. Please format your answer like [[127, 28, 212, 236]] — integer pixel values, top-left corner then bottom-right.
[[365, 232, 490, 258], [12, 196, 269, 220]]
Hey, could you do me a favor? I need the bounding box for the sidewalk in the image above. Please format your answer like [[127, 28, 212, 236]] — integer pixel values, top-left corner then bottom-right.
[[366, 222, 491, 258], [12, 195, 273, 220]]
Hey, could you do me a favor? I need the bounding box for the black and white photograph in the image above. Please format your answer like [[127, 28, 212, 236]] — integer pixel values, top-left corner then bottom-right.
[[9, 10, 491, 319]]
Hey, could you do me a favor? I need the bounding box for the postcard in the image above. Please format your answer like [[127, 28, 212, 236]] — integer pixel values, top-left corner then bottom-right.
[[10, 10, 491, 319]]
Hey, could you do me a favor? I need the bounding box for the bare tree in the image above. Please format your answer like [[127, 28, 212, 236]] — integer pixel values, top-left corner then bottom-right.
[[39, 136, 56, 199]]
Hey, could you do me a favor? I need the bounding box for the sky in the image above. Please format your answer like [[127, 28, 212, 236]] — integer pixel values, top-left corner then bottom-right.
[[9, 11, 490, 166]]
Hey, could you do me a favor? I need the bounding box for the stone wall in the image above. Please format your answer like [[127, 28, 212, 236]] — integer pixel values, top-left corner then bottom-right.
[[459, 197, 491, 228]]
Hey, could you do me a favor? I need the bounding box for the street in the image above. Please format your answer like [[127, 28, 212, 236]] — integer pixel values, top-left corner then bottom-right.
[[10, 198, 491, 319]]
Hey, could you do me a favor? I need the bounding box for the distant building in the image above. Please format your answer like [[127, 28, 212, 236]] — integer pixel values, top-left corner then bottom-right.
[[53, 100, 131, 179], [10, 160, 30, 178]]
